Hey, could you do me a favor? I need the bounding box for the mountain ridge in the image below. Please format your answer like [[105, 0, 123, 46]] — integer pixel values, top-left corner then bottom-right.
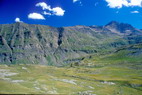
[[0, 21, 142, 65], [1, 21, 141, 29]]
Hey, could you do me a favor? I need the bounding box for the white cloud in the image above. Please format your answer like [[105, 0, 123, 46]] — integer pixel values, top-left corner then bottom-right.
[[129, 0, 142, 6], [105, 0, 128, 8], [73, 0, 82, 6], [73, 0, 80, 3], [36, 2, 51, 10], [52, 7, 65, 16], [105, 0, 142, 8], [43, 11, 52, 15], [28, 13, 45, 20], [15, 18, 22, 22], [35, 2, 65, 16], [131, 10, 139, 13]]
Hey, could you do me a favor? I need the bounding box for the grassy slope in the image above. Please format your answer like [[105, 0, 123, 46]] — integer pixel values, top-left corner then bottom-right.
[[0, 44, 142, 95], [0, 64, 142, 95]]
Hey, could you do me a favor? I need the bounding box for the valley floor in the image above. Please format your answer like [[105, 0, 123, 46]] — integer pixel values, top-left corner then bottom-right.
[[0, 63, 142, 95]]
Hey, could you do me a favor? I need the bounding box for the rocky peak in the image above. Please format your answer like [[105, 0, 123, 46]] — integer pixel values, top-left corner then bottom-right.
[[105, 21, 135, 35], [106, 21, 120, 27], [106, 21, 134, 29]]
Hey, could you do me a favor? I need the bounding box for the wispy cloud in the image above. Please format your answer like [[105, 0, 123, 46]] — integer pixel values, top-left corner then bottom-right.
[[73, 0, 80, 3], [73, 0, 82, 6], [94, 2, 99, 6], [36, 2, 51, 10], [43, 11, 52, 15], [131, 11, 139, 13]]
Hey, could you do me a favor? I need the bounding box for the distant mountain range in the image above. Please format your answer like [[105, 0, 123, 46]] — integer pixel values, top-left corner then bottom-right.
[[0, 21, 142, 66]]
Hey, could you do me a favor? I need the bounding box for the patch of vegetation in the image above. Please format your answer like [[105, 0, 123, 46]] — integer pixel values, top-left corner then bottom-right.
[[0, 61, 142, 94]]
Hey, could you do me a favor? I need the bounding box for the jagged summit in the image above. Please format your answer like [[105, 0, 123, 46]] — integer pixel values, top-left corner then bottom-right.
[[104, 21, 137, 34], [106, 21, 120, 26], [105, 21, 134, 29]]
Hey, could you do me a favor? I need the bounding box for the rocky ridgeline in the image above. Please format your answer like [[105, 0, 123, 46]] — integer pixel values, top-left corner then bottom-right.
[[0, 22, 142, 65]]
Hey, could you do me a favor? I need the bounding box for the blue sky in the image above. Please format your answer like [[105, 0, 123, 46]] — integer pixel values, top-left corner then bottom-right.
[[0, 0, 142, 29]]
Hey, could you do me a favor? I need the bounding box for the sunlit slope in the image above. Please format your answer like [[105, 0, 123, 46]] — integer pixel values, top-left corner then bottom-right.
[[0, 43, 142, 95], [0, 64, 142, 95]]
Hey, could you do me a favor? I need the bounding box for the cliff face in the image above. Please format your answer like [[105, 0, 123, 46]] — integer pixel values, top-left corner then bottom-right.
[[0, 22, 142, 65]]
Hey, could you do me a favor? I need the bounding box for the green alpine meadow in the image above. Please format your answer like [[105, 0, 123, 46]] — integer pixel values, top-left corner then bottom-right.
[[0, 21, 142, 95]]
